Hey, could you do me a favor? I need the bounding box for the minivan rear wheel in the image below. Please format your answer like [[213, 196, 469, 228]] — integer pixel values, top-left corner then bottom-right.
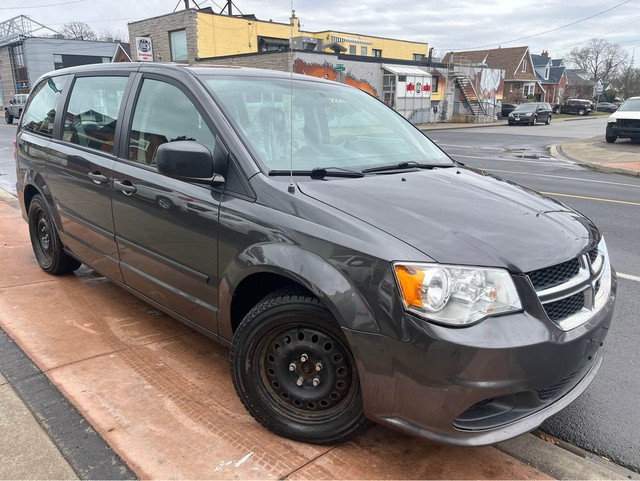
[[28, 194, 81, 275], [5, 111, 13, 124], [230, 288, 369, 444]]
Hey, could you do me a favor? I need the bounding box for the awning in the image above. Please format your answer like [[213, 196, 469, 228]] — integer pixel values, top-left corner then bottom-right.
[[259, 37, 290, 46], [330, 35, 372, 45], [382, 64, 431, 76]]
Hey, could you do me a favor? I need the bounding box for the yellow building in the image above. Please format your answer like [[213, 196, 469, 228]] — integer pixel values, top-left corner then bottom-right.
[[196, 12, 428, 61], [129, 8, 428, 63]]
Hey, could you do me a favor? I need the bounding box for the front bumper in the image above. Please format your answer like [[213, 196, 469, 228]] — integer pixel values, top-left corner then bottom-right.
[[344, 274, 616, 446], [607, 122, 640, 138], [509, 115, 534, 124]]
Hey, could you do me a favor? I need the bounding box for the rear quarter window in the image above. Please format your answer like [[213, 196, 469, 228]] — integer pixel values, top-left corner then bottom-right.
[[21, 76, 68, 137]]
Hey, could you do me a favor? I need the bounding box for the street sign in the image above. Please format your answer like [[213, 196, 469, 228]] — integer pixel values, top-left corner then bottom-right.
[[136, 37, 154, 62], [334, 64, 345, 72]]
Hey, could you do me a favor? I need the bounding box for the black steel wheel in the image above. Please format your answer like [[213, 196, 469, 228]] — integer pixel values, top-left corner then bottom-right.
[[28, 194, 81, 275], [230, 288, 369, 444], [5, 111, 13, 124], [606, 135, 617, 143]]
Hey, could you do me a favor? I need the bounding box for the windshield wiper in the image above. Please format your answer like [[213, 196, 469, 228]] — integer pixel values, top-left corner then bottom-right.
[[362, 161, 448, 173], [268, 167, 364, 179]]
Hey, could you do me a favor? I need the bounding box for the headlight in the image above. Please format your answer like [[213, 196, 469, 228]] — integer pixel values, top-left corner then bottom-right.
[[393, 263, 522, 326], [525, 112, 533, 117], [508, 113, 514, 117]]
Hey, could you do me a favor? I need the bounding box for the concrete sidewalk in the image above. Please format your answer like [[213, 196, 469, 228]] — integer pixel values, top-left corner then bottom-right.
[[0, 189, 637, 480], [551, 136, 640, 177]]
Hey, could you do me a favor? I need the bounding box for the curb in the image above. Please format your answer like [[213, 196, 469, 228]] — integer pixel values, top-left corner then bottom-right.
[[549, 143, 640, 178], [498, 432, 639, 480]]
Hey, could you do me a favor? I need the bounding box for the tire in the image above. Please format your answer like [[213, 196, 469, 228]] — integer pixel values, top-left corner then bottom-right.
[[5, 111, 13, 124], [578, 108, 586, 116], [508, 121, 514, 126], [28, 194, 81, 275], [531, 115, 537, 125], [230, 288, 369, 445], [605, 135, 617, 143], [545, 115, 551, 125]]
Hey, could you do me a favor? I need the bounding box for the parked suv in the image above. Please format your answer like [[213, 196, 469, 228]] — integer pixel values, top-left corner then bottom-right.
[[4, 93, 28, 124], [561, 98, 593, 115], [605, 96, 640, 143], [15, 63, 615, 446], [508, 102, 552, 125]]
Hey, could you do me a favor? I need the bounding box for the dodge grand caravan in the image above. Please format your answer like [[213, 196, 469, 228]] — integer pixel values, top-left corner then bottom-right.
[[15, 63, 616, 446]]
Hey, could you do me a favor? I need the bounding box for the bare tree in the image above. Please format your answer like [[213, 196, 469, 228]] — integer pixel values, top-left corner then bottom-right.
[[61, 21, 97, 40], [568, 38, 628, 83], [612, 62, 640, 99], [97, 29, 128, 42]]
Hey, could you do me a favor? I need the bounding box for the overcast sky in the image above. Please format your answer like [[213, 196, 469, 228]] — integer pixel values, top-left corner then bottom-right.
[[2, 0, 639, 65]]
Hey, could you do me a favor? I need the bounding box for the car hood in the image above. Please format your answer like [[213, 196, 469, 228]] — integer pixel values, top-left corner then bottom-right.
[[298, 168, 597, 273], [609, 110, 640, 121]]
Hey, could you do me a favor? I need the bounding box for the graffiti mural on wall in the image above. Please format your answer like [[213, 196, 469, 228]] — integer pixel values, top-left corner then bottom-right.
[[467, 68, 504, 102], [293, 59, 378, 97]]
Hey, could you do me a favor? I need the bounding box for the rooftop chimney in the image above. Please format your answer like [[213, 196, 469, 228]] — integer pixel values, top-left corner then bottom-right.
[[541, 50, 549, 57]]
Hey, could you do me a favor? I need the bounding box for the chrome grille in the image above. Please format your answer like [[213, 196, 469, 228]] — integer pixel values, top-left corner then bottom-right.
[[527, 258, 581, 291], [527, 243, 610, 331], [543, 291, 585, 321]]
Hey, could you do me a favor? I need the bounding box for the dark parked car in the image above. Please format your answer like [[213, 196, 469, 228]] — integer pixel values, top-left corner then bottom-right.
[[500, 103, 517, 119], [561, 98, 593, 115], [15, 63, 615, 446], [508, 102, 552, 125], [596, 102, 619, 113]]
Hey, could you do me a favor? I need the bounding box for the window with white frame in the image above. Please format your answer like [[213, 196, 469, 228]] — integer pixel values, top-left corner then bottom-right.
[[170, 29, 188, 62], [522, 60, 527, 73], [349, 45, 356, 55], [361, 46, 367, 56]]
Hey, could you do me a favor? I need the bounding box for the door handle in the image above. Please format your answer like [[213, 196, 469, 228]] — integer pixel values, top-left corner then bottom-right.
[[88, 171, 108, 184], [113, 179, 137, 195]]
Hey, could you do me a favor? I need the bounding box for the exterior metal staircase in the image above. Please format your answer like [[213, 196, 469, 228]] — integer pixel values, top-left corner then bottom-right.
[[455, 76, 486, 116]]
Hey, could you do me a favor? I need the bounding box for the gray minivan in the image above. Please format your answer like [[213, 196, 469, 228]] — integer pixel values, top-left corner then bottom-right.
[[15, 63, 615, 446]]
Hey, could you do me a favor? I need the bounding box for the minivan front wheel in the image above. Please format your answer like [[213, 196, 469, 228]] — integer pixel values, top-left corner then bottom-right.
[[28, 194, 81, 275], [230, 288, 369, 444], [5, 111, 13, 124]]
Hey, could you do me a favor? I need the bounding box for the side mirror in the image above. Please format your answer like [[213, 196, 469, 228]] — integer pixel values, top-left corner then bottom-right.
[[10, 100, 14, 105], [156, 141, 225, 186]]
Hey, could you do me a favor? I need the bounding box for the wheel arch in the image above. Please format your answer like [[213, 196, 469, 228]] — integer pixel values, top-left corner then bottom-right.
[[218, 243, 381, 341]]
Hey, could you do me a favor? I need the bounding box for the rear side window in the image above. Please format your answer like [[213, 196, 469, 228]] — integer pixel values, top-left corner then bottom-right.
[[127, 79, 216, 166], [21, 77, 68, 137], [62, 76, 128, 154]]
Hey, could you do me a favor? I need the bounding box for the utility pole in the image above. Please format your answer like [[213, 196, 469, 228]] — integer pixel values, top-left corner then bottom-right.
[[184, 0, 190, 9], [226, 0, 233, 15]]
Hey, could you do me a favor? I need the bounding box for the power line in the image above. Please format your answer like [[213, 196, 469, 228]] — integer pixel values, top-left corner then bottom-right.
[[0, 0, 83, 9], [443, 0, 633, 51]]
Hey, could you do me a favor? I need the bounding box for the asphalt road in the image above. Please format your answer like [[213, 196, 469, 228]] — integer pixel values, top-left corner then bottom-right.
[[1, 117, 639, 471], [427, 116, 640, 473]]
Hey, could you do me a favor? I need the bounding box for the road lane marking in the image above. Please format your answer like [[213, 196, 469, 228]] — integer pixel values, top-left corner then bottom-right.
[[434, 143, 504, 151], [619, 272, 640, 282], [454, 154, 563, 165], [489, 169, 640, 189], [540, 191, 640, 206]]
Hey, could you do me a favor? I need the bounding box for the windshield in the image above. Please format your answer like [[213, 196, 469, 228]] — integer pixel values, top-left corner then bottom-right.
[[514, 103, 537, 111], [618, 99, 640, 112], [203, 76, 452, 172]]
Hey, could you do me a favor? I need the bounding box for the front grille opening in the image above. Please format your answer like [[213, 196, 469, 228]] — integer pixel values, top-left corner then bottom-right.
[[543, 291, 585, 321], [527, 258, 581, 291], [536, 370, 580, 400], [588, 247, 599, 264]]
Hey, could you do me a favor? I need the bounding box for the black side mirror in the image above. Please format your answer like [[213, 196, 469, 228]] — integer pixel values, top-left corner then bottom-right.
[[10, 100, 14, 105], [156, 141, 225, 186]]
